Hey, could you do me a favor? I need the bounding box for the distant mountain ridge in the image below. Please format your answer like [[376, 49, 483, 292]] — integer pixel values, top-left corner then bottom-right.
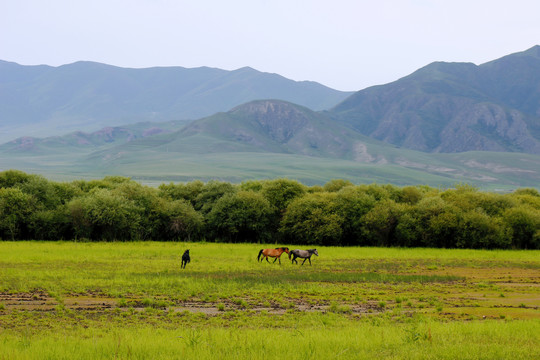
[[0, 60, 352, 143], [0, 119, 190, 154], [331, 45, 540, 154], [1, 47, 540, 188]]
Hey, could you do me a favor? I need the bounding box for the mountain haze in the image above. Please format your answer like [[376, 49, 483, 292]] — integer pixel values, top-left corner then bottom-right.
[[1, 47, 540, 188], [0, 119, 189, 154], [0, 60, 352, 143], [331, 45, 540, 154]]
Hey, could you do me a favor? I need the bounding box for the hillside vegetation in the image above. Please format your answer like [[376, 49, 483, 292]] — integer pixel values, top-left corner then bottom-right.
[[2, 100, 539, 189], [1, 170, 538, 249]]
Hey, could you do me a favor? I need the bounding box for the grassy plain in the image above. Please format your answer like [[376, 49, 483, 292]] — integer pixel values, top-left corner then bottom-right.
[[0, 242, 539, 359], [2, 149, 539, 189]]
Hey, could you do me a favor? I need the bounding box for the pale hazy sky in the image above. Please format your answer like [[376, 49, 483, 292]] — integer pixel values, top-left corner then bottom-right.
[[2, 0, 539, 91]]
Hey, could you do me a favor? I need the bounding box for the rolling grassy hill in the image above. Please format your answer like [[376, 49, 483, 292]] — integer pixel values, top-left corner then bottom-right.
[[1, 100, 538, 189]]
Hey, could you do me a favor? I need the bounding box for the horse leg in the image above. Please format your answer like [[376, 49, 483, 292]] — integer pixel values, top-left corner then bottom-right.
[[266, 256, 271, 263], [292, 255, 297, 264], [278, 256, 281, 265], [308, 257, 312, 266], [272, 257, 277, 263], [301, 258, 307, 266]]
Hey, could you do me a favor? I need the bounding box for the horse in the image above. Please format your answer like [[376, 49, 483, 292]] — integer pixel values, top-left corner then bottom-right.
[[181, 249, 190, 269], [290, 249, 318, 266], [257, 247, 290, 265]]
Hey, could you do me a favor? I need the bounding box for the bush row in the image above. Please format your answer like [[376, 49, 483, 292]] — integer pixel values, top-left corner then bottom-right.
[[0, 170, 539, 249]]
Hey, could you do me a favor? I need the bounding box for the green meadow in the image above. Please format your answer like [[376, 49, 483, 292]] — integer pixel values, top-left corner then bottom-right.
[[1, 242, 539, 359]]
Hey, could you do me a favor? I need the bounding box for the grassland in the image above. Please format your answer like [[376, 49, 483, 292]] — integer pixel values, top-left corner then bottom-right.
[[1, 146, 539, 189], [0, 242, 539, 359]]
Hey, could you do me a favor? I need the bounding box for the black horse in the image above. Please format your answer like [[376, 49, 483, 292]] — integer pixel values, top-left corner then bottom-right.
[[181, 249, 190, 269], [290, 249, 318, 265]]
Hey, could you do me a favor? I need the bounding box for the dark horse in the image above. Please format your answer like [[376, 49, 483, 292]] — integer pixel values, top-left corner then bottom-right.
[[181, 249, 190, 269], [290, 249, 318, 266], [257, 247, 290, 265]]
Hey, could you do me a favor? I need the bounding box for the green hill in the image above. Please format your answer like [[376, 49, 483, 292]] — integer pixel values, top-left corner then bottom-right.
[[2, 100, 538, 189]]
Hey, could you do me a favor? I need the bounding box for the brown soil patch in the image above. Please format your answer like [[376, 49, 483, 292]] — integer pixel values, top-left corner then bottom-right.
[[0, 292, 386, 316], [0, 292, 117, 311]]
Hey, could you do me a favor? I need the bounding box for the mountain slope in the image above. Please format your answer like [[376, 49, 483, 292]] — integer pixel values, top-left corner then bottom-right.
[[0, 119, 190, 154], [1, 99, 539, 188], [331, 46, 540, 154], [0, 60, 352, 143], [86, 100, 383, 162]]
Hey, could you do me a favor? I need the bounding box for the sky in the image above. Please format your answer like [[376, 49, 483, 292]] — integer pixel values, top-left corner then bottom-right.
[[2, 0, 540, 91]]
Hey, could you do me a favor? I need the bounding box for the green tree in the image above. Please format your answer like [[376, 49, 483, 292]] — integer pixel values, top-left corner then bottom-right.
[[53, 182, 84, 205], [398, 186, 424, 205], [503, 206, 540, 249], [0, 169, 33, 188], [333, 186, 376, 245], [158, 180, 205, 206], [394, 212, 421, 247], [0, 188, 36, 240], [323, 179, 353, 192], [280, 192, 343, 246], [239, 180, 264, 192], [356, 184, 392, 201], [207, 191, 273, 243], [512, 188, 540, 197], [415, 196, 456, 247], [67, 189, 142, 241], [427, 208, 461, 248], [194, 180, 236, 215], [29, 206, 73, 240], [112, 181, 162, 240], [67, 197, 92, 239], [261, 178, 306, 212], [456, 210, 510, 249], [17, 175, 61, 210], [161, 199, 204, 241], [361, 200, 409, 246]]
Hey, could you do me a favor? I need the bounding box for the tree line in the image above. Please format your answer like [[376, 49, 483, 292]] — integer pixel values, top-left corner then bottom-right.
[[0, 170, 538, 249]]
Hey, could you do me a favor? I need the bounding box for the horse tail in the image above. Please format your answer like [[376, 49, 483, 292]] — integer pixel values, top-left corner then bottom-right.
[[257, 249, 263, 262]]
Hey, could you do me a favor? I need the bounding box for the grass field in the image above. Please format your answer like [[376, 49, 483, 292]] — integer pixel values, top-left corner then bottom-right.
[[1, 242, 539, 359], [2, 149, 540, 189]]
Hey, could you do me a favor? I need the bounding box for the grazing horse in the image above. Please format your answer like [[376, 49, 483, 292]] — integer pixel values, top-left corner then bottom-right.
[[181, 249, 190, 269], [257, 247, 290, 265], [290, 249, 318, 266]]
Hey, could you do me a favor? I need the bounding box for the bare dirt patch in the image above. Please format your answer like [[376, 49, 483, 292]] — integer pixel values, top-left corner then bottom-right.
[[0, 292, 386, 317]]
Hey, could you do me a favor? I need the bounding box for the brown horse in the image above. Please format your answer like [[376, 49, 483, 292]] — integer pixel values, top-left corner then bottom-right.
[[257, 247, 290, 264]]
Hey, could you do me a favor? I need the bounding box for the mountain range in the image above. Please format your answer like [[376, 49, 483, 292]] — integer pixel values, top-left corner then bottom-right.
[[0, 60, 352, 143], [1, 46, 539, 188], [331, 45, 540, 154]]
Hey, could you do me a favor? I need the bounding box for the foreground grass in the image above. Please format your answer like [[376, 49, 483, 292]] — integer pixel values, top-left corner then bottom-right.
[[2, 315, 538, 359], [0, 241, 539, 359]]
